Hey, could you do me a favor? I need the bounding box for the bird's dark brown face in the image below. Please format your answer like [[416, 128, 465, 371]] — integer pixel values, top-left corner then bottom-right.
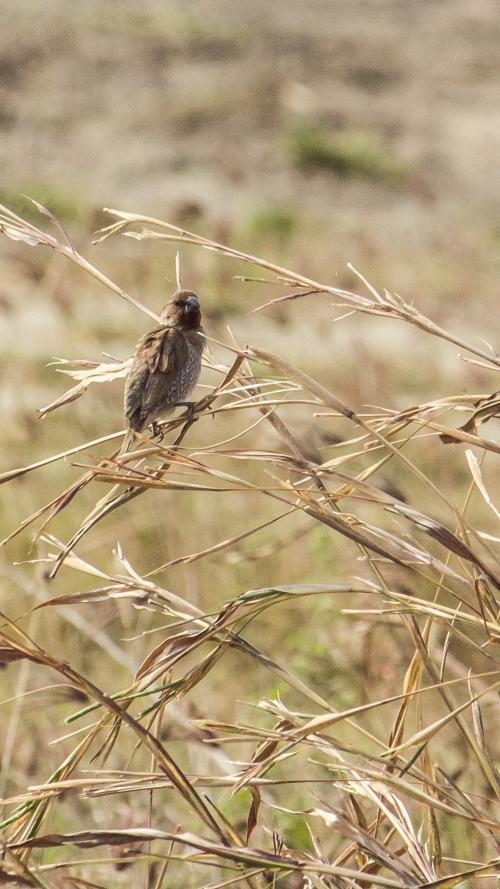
[[162, 290, 201, 329]]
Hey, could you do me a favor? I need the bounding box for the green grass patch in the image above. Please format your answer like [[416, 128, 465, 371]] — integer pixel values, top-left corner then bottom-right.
[[288, 124, 407, 183], [245, 204, 299, 247], [0, 182, 86, 226]]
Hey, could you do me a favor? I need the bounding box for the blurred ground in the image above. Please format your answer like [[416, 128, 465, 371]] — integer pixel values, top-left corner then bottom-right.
[[1, 4, 499, 881], [2, 0, 500, 211], [1, 0, 500, 273]]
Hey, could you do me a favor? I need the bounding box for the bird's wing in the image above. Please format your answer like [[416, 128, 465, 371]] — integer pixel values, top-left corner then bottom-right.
[[157, 326, 189, 374], [125, 327, 188, 428]]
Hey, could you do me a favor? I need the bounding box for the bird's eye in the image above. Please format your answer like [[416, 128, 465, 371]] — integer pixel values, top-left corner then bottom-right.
[[174, 299, 184, 308]]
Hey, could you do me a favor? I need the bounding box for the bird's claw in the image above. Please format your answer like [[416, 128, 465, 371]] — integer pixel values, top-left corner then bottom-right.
[[150, 403, 198, 440], [151, 421, 164, 441]]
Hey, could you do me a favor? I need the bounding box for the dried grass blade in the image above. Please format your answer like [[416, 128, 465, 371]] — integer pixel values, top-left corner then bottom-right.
[[9, 828, 405, 886], [0, 431, 123, 488], [383, 678, 500, 758]]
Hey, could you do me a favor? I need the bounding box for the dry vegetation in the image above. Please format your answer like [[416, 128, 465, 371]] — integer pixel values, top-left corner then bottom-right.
[[0, 201, 499, 888], [1, 3, 500, 888]]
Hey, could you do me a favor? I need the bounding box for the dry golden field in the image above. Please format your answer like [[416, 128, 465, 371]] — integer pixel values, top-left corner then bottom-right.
[[1, 3, 499, 887]]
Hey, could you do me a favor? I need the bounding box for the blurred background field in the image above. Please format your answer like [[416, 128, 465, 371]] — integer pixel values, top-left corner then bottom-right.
[[1, 2, 500, 887]]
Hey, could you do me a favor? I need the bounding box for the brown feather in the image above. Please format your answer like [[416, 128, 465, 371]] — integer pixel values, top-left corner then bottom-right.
[[123, 290, 204, 443]]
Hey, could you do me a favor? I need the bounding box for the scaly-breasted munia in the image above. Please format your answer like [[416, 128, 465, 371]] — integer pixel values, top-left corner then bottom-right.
[[122, 289, 204, 450]]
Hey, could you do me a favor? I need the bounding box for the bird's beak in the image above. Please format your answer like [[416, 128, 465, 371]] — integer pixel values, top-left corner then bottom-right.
[[185, 295, 200, 313]]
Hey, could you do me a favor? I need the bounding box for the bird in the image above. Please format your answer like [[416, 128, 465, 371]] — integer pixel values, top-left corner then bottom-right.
[[122, 289, 204, 452]]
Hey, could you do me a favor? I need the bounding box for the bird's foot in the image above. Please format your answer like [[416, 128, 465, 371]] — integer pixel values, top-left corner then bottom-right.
[[150, 421, 165, 441]]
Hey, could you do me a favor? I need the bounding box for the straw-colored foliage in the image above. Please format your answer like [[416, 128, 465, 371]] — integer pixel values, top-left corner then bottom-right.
[[0, 202, 499, 888]]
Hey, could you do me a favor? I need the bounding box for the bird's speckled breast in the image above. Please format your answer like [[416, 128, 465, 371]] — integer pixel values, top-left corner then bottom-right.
[[170, 334, 203, 401], [155, 329, 204, 414]]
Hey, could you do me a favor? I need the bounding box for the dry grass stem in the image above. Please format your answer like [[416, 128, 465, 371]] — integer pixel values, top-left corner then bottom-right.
[[0, 202, 499, 888]]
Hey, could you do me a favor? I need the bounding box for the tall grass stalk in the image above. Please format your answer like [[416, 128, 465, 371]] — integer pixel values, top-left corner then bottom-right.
[[0, 202, 499, 888]]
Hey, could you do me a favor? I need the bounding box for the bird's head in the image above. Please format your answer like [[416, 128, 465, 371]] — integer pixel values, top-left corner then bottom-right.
[[161, 290, 201, 330]]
